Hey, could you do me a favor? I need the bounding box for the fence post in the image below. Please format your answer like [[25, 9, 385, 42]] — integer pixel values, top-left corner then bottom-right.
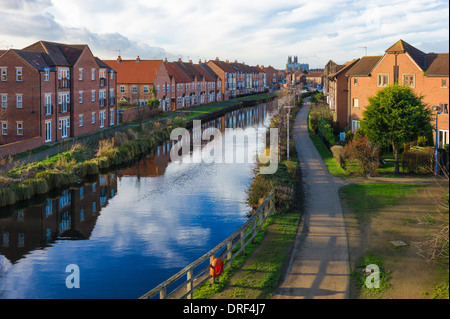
[[240, 230, 245, 255], [210, 254, 215, 285], [187, 268, 193, 299], [227, 241, 232, 268], [160, 286, 166, 299]]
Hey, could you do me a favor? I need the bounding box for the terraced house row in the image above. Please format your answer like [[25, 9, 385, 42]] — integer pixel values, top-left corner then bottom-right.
[[323, 39, 449, 148], [0, 41, 279, 156], [104, 56, 276, 111]]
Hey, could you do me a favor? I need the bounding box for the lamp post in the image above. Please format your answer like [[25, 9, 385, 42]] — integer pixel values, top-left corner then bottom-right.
[[432, 105, 442, 174], [285, 105, 293, 159]]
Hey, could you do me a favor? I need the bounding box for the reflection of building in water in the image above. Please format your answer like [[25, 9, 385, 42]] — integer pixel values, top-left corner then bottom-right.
[[117, 101, 277, 178], [0, 173, 118, 264]]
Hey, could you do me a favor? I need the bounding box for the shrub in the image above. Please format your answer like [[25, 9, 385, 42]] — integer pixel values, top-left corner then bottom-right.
[[96, 138, 115, 157], [401, 147, 434, 174], [318, 119, 335, 147], [344, 135, 380, 175], [331, 145, 346, 169], [83, 160, 100, 176]]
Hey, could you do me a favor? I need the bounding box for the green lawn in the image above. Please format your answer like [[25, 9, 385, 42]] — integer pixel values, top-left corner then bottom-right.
[[309, 132, 348, 178]]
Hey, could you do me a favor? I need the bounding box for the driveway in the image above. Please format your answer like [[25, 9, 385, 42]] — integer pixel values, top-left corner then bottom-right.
[[273, 100, 350, 299]]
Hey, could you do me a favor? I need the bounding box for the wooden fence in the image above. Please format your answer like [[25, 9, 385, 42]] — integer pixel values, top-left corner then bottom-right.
[[139, 189, 275, 299]]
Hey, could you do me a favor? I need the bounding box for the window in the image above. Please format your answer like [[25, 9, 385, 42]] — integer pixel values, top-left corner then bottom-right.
[[16, 94, 22, 108], [99, 90, 106, 106], [120, 86, 125, 93], [378, 74, 389, 87], [162, 84, 165, 93], [16, 121, 23, 135], [352, 120, 360, 133], [59, 118, 69, 138], [16, 67, 22, 81], [1, 67, 6, 81], [353, 98, 359, 108], [92, 112, 95, 124], [172, 84, 175, 92], [91, 68, 96, 80], [1, 122, 7, 135], [1, 94, 7, 108], [353, 78, 358, 86], [45, 120, 51, 142], [438, 130, 449, 148], [79, 114, 83, 127], [110, 109, 114, 125], [132, 86, 137, 93], [59, 93, 69, 113], [442, 79, 448, 88], [441, 103, 449, 115], [45, 94, 52, 115], [44, 69, 50, 81], [110, 72, 114, 80], [99, 69, 106, 79], [403, 74, 415, 88], [79, 91, 83, 103], [143, 85, 149, 94], [99, 110, 106, 128], [79, 68, 83, 81], [92, 90, 96, 102]]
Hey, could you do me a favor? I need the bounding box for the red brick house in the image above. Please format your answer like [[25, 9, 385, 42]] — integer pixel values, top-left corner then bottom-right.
[[346, 40, 449, 147], [207, 58, 237, 100], [103, 57, 162, 107], [261, 65, 279, 88], [0, 41, 117, 155], [324, 58, 359, 129]]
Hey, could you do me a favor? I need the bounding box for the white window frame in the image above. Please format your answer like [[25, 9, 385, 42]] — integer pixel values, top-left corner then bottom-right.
[[0, 67, 6, 81], [79, 68, 83, 81], [91, 68, 96, 80], [378, 73, 389, 87], [44, 69, 50, 81], [99, 110, 106, 128], [45, 94, 52, 115], [402, 73, 415, 88], [79, 114, 83, 127], [352, 98, 359, 108], [120, 86, 125, 93], [1, 121, 7, 135], [1, 94, 7, 108], [45, 120, 52, 142], [16, 121, 23, 135], [438, 130, 449, 148], [92, 90, 96, 102], [16, 94, 22, 108], [92, 112, 96, 124], [16, 67, 23, 81], [110, 109, 114, 125], [132, 86, 137, 94], [79, 91, 83, 104], [352, 120, 361, 133], [143, 85, 149, 94]]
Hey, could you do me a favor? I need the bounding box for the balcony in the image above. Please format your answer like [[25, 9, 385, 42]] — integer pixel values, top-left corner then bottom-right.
[[99, 78, 106, 87], [58, 78, 71, 89], [99, 98, 107, 107], [44, 104, 53, 116], [59, 102, 70, 113]]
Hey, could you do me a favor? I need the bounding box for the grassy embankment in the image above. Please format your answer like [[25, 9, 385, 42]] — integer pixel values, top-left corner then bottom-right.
[[193, 98, 304, 299]]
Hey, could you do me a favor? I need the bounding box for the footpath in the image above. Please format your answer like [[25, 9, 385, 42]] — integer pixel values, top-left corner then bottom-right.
[[272, 100, 350, 299]]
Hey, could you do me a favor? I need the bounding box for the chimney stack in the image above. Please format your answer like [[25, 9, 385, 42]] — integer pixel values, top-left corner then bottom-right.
[[136, 56, 140, 62], [116, 56, 122, 63], [178, 58, 182, 62], [215, 57, 219, 61]]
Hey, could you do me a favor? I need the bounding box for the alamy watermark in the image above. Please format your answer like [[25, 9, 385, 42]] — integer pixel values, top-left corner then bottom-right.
[[169, 120, 279, 174], [365, 264, 380, 289], [65, 264, 80, 289]]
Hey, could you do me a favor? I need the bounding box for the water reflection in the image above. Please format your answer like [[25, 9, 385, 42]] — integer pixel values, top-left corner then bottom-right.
[[0, 101, 278, 299]]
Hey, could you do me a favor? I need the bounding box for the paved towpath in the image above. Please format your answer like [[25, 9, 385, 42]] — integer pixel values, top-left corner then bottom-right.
[[273, 100, 350, 299]]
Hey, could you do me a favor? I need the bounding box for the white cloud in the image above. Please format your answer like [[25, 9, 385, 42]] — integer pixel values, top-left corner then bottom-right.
[[0, 0, 448, 69]]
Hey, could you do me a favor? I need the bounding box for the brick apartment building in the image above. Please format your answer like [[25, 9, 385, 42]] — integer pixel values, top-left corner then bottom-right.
[[261, 65, 279, 88], [305, 70, 324, 88], [323, 58, 360, 129], [346, 40, 449, 147], [207, 58, 238, 99], [103, 57, 162, 107], [0, 41, 117, 155]]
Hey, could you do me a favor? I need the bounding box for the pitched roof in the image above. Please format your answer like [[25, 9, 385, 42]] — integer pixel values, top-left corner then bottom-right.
[[425, 53, 449, 77], [305, 71, 323, 77], [345, 56, 383, 77], [328, 58, 360, 79], [197, 63, 219, 81], [385, 39, 427, 70], [208, 59, 236, 73], [12, 49, 53, 71], [103, 59, 162, 84], [164, 62, 191, 83]]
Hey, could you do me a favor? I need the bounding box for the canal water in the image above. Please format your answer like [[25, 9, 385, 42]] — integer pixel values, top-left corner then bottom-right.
[[0, 100, 278, 299]]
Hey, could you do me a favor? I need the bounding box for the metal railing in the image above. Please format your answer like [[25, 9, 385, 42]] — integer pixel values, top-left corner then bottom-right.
[[139, 189, 275, 300]]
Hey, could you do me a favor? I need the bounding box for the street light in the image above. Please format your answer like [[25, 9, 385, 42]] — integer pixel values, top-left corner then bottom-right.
[[432, 105, 442, 174], [285, 105, 293, 159]]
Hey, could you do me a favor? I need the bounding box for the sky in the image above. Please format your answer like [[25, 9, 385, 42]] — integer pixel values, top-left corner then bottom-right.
[[0, 0, 448, 69]]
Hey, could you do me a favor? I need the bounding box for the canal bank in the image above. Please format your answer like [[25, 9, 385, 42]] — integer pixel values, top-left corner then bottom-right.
[[0, 93, 277, 208], [0, 99, 280, 298]]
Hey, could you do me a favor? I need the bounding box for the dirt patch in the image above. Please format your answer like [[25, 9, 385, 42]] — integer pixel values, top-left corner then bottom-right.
[[340, 182, 447, 299]]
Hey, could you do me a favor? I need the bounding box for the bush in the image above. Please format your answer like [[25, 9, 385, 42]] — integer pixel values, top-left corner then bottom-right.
[[331, 145, 346, 169], [318, 119, 335, 147], [344, 135, 380, 175], [402, 147, 434, 174]]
